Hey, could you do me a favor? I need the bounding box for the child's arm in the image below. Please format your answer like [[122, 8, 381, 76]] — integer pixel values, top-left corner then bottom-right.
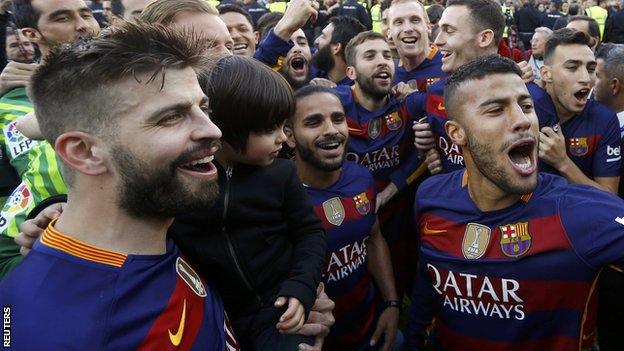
[[277, 162, 326, 317]]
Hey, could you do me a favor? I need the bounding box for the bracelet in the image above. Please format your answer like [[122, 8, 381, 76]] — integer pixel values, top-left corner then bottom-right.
[[381, 300, 401, 311]]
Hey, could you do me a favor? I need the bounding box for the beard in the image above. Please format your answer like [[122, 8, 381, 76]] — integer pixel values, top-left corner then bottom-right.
[[357, 74, 391, 101], [311, 44, 335, 73], [112, 144, 219, 219], [465, 128, 536, 195], [295, 134, 346, 172], [281, 68, 311, 89]]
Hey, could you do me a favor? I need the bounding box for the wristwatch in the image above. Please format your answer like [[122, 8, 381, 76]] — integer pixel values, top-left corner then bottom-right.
[[381, 300, 401, 310]]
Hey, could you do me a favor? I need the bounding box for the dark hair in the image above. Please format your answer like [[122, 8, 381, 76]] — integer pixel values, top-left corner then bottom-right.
[[568, 3, 580, 15], [444, 55, 522, 119], [380, 0, 392, 12], [544, 28, 590, 63], [31, 21, 208, 146], [427, 4, 445, 24], [345, 30, 388, 67], [328, 16, 367, 61], [218, 4, 254, 30], [446, 0, 505, 46], [204, 55, 294, 153], [294, 85, 340, 101], [11, 0, 40, 29], [596, 43, 624, 83], [257, 12, 283, 40], [111, 0, 124, 16], [568, 15, 601, 40], [290, 85, 341, 125], [140, 0, 217, 25]]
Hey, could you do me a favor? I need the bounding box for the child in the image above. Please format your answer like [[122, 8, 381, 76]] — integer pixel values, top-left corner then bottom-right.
[[169, 55, 326, 350]]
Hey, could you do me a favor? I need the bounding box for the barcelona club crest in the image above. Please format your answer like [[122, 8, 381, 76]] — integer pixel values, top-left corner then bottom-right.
[[384, 112, 403, 131], [462, 223, 491, 259], [353, 192, 371, 216], [499, 222, 531, 258], [322, 197, 345, 226], [568, 137, 589, 156], [367, 118, 382, 139]]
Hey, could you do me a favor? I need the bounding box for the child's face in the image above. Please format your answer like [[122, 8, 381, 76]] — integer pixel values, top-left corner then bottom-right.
[[241, 123, 288, 166]]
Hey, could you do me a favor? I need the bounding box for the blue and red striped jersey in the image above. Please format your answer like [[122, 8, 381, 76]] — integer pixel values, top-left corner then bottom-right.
[[407, 170, 624, 351], [559, 100, 621, 178], [0, 223, 238, 351], [305, 161, 379, 350], [426, 81, 559, 173], [392, 46, 446, 92], [335, 85, 427, 193]]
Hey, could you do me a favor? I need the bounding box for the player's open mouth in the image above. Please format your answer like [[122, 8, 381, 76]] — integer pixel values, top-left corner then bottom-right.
[[401, 36, 418, 45], [316, 137, 345, 158], [290, 56, 308, 75], [507, 139, 536, 176], [573, 88, 590, 106], [441, 50, 453, 60], [373, 70, 391, 84], [233, 43, 248, 55], [179, 155, 217, 178]]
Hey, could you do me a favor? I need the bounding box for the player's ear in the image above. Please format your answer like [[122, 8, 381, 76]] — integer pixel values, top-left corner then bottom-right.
[[611, 78, 621, 96], [331, 43, 341, 56], [477, 29, 495, 49], [540, 65, 553, 83], [21, 27, 43, 46], [254, 31, 260, 45], [446, 120, 466, 146], [346, 65, 357, 80], [284, 124, 296, 149], [54, 132, 110, 176]]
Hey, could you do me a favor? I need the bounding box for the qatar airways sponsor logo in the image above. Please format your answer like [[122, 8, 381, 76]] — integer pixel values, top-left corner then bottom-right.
[[438, 137, 464, 166], [324, 238, 368, 283], [347, 145, 400, 172], [427, 264, 526, 320]]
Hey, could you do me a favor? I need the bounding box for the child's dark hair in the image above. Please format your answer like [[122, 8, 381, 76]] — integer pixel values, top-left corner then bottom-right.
[[203, 55, 295, 153]]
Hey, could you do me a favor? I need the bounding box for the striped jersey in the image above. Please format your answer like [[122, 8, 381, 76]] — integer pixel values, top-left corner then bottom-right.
[[305, 161, 379, 350], [0, 222, 239, 351], [0, 142, 66, 238], [335, 85, 427, 297], [559, 99, 621, 178], [0, 88, 36, 177], [392, 46, 446, 92], [407, 170, 624, 350]]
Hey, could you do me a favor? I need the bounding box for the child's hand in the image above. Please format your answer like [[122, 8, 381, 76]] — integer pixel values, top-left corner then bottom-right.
[[274, 296, 305, 333]]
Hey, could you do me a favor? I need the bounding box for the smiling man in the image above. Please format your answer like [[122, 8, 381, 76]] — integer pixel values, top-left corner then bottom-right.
[[407, 54, 624, 351], [387, 0, 445, 91], [539, 28, 621, 194], [337, 30, 427, 298], [0, 22, 233, 350]]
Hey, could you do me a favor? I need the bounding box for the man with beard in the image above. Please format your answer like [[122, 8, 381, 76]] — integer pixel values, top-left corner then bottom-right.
[[338, 30, 427, 298], [312, 16, 366, 86], [0, 22, 236, 350], [286, 85, 399, 351], [0, 0, 100, 276], [388, 0, 445, 92], [406, 54, 624, 351], [538, 29, 620, 194], [413, 0, 541, 174], [567, 15, 602, 51], [280, 29, 313, 89]]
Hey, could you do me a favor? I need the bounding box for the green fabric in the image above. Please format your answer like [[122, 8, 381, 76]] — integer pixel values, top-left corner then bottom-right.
[[0, 234, 23, 280], [0, 142, 67, 238], [0, 87, 37, 178]]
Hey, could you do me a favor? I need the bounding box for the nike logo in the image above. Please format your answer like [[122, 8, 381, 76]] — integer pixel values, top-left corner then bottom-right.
[[422, 222, 446, 235], [437, 102, 445, 111], [169, 299, 187, 346]]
